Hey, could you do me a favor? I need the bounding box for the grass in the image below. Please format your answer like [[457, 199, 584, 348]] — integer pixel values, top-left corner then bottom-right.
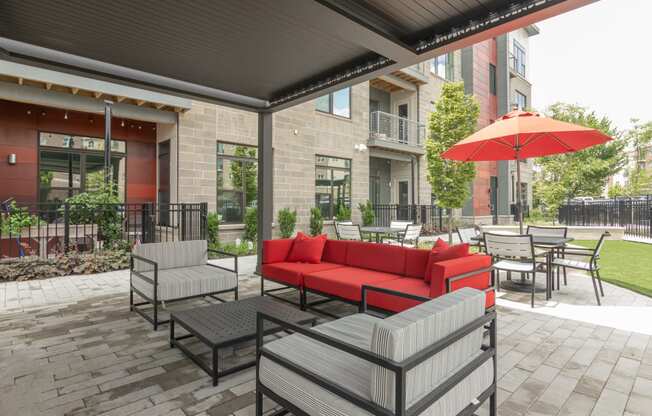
[[575, 239, 652, 298]]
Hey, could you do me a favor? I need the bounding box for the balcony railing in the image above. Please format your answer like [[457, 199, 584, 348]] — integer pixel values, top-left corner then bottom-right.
[[369, 111, 425, 148]]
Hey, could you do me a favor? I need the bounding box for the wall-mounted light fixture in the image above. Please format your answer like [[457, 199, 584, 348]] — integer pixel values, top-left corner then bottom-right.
[[7, 154, 17, 165]]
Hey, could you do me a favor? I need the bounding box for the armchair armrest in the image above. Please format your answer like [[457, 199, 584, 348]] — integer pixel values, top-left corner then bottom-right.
[[430, 255, 493, 299], [130, 254, 158, 286], [207, 248, 239, 274], [360, 285, 431, 313], [445, 266, 494, 293]]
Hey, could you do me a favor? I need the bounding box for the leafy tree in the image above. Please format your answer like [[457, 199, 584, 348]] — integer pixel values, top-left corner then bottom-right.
[[623, 119, 652, 196], [335, 204, 351, 222], [243, 207, 257, 242], [534, 103, 626, 214], [309, 207, 323, 236], [207, 212, 220, 244], [229, 146, 258, 207], [607, 183, 626, 199], [425, 82, 479, 243]]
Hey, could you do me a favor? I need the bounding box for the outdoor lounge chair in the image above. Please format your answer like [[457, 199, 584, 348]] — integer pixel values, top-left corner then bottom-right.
[[255, 287, 497, 416], [457, 227, 483, 250], [383, 223, 422, 247], [130, 240, 238, 330], [527, 225, 568, 288], [337, 223, 363, 240], [551, 232, 608, 305]]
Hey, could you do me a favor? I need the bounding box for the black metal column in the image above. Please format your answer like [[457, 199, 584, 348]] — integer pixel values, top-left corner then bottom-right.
[[104, 100, 113, 184], [256, 112, 273, 271]]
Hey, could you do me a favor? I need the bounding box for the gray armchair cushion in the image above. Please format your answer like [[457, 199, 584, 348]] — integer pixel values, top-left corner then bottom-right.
[[133, 240, 208, 272], [131, 265, 237, 301]]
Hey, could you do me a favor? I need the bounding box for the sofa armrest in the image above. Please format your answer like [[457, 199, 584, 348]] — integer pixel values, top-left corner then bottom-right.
[[262, 238, 295, 264], [360, 285, 431, 313], [430, 255, 493, 298], [207, 248, 239, 274]]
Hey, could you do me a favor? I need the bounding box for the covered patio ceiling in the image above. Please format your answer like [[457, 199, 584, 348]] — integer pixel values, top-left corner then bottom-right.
[[0, 0, 593, 112]]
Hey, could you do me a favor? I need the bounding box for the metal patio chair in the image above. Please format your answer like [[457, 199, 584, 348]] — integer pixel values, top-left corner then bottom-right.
[[527, 225, 568, 289], [551, 232, 608, 306], [483, 232, 547, 308], [336, 223, 362, 241], [383, 224, 422, 247], [457, 226, 483, 250]]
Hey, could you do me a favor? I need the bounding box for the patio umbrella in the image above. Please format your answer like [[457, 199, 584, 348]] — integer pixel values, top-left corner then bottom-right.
[[441, 110, 613, 233]]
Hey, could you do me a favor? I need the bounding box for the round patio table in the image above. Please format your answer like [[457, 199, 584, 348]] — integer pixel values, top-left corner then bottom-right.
[[359, 226, 406, 243], [473, 235, 574, 299]]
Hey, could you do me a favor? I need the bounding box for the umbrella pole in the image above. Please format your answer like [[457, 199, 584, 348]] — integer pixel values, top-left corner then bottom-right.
[[516, 155, 524, 233]]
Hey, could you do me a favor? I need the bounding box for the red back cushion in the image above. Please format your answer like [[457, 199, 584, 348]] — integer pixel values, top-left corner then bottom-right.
[[322, 239, 349, 264], [423, 239, 449, 282], [287, 232, 327, 264], [262, 239, 294, 264], [345, 241, 406, 275], [425, 241, 470, 283], [404, 247, 431, 279]]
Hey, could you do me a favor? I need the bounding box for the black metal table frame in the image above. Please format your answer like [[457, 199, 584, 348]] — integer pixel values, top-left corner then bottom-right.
[[359, 226, 405, 243], [170, 304, 317, 386]]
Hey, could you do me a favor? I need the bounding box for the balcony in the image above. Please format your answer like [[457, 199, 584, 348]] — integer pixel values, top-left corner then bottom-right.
[[508, 53, 527, 80], [368, 111, 425, 154], [395, 62, 429, 84]]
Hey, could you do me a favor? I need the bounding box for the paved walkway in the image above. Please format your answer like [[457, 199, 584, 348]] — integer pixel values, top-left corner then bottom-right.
[[1, 257, 652, 415]]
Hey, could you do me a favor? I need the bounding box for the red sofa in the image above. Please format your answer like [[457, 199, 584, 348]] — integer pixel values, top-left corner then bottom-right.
[[261, 239, 495, 314]]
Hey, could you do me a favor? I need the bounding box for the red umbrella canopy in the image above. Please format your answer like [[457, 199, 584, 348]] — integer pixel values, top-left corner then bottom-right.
[[441, 110, 613, 161]]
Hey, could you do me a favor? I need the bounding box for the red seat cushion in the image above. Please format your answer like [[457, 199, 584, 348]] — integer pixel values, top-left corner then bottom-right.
[[261, 262, 344, 287], [424, 238, 450, 282], [287, 232, 327, 263], [262, 239, 295, 264], [345, 241, 406, 275], [485, 288, 496, 309], [304, 267, 401, 302], [365, 278, 430, 313], [425, 242, 469, 283], [322, 239, 349, 264]]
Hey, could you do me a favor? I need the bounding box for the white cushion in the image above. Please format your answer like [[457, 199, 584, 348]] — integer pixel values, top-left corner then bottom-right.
[[131, 265, 236, 301]]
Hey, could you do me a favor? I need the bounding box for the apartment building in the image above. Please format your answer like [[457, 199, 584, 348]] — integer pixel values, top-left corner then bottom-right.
[[0, 27, 538, 242]]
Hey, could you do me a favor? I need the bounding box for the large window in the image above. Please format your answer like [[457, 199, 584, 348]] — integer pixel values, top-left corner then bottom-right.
[[489, 64, 497, 96], [431, 53, 455, 81], [315, 87, 351, 118], [315, 155, 351, 219], [217, 142, 258, 224], [513, 40, 526, 77], [38, 132, 126, 203], [515, 90, 527, 110]]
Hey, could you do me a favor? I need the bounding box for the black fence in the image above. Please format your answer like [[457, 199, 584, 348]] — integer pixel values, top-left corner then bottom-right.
[[371, 204, 446, 233], [558, 197, 652, 239], [0, 202, 207, 258]]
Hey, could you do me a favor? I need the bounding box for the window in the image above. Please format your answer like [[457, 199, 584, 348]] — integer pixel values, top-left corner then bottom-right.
[[515, 91, 527, 110], [315, 155, 351, 219], [38, 132, 126, 203], [489, 64, 497, 95], [315, 87, 351, 118], [217, 142, 258, 224], [513, 40, 526, 77], [431, 53, 455, 81]]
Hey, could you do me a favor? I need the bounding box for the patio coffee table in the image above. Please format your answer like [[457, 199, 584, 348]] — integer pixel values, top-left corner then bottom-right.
[[170, 296, 317, 386]]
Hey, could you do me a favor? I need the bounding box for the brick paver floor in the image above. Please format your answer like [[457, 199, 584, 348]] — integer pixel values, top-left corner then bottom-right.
[[1, 261, 652, 415]]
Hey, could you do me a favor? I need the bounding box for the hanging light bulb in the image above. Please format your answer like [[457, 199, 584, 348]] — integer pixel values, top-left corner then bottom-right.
[[121, 119, 125, 127], [64, 111, 69, 120], [40, 110, 47, 117], [26, 109, 32, 115]]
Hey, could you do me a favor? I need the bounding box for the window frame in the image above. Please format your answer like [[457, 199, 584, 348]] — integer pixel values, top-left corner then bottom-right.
[[431, 53, 455, 81], [37, 131, 127, 203], [489, 64, 497, 96], [315, 87, 352, 119], [315, 155, 352, 219], [513, 39, 526, 77], [216, 141, 258, 225], [515, 90, 527, 111]]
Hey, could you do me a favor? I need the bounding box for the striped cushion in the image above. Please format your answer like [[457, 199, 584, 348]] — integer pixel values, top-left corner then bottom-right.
[[133, 240, 207, 272], [259, 310, 493, 416], [370, 288, 487, 412], [131, 265, 237, 301]]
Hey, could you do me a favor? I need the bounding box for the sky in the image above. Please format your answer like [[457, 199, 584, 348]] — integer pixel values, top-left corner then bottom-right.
[[530, 0, 652, 132]]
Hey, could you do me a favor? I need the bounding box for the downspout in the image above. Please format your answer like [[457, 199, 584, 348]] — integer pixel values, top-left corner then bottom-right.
[[176, 111, 180, 204]]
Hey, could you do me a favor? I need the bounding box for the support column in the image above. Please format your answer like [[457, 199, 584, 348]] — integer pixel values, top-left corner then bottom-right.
[[104, 100, 113, 184], [257, 112, 273, 271]]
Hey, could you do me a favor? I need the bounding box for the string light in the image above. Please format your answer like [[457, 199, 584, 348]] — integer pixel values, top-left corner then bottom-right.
[[64, 111, 68, 120]]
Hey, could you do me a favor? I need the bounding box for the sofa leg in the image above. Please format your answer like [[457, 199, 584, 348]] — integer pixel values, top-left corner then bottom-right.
[[255, 383, 263, 416], [300, 289, 306, 311], [261, 277, 265, 297], [235, 287, 239, 301], [153, 301, 158, 331], [129, 289, 134, 311], [490, 391, 497, 416]]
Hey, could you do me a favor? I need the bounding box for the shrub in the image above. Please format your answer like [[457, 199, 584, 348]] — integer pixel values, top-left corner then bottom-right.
[[309, 207, 323, 236], [335, 204, 351, 222], [243, 207, 257, 242], [0, 201, 40, 236], [207, 212, 220, 244], [278, 208, 297, 238], [358, 200, 375, 226], [209, 240, 256, 259]]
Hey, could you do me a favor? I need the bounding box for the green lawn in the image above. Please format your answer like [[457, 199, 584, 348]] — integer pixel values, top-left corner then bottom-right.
[[575, 240, 652, 298]]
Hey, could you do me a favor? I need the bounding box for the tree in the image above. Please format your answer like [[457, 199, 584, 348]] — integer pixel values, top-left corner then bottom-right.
[[534, 103, 626, 214], [229, 146, 258, 207], [623, 119, 652, 196], [425, 82, 479, 243]]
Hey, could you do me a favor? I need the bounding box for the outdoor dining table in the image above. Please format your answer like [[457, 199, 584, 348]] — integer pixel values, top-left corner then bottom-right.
[[472, 234, 574, 300], [359, 226, 406, 243]]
